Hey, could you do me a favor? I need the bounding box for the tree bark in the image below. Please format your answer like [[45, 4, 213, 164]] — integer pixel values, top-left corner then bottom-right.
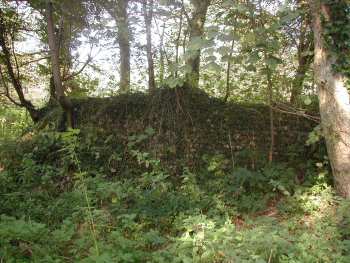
[[115, 0, 130, 92], [266, 68, 274, 163], [46, 0, 73, 127], [0, 8, 40, 122], [310, 0, 350, 198], [102, 0, 131, 92], [224, 37, 235, 102], [290, 16, 313, 104], [159, 22, 165, 85], [184, 0, 210, 89], [175, 4, 184, 78], [142, 0, 156, 94]]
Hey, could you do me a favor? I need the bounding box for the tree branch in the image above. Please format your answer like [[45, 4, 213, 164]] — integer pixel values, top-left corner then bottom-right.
[[0, 66, 23, 107], [63, 55, 92, 81]]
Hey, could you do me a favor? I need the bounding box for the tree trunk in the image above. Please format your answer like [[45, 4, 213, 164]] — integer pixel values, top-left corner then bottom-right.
[[116, 0, 130, 92], [224, 37, 235, 102], [46, 0, 73, 127], [100, 0, 131, 92], [266, 68, 274, 163], [159, 22, 165, 85], [290, 16, 313, 104], [142, 0, 156, 94], [310, 0, 350, 198], [175, 5, 184, 78], [184, 0, 210, 89], [0, 8, 40, 122]]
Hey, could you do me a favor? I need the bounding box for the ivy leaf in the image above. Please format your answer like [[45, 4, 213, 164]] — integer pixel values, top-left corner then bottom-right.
[[145, 127, 155, 136]]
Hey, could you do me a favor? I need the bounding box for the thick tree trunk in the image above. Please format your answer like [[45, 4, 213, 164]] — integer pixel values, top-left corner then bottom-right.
[[101, 0, 131, 92], [184, 0, 210, 89], [310, 0, 350, 198], [116, 0, 130, 92], [46, 0, 73, 127], [142, 0, 156, 94]]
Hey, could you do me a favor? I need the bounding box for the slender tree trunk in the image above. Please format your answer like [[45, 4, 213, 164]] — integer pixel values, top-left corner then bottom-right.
[[266, 67, 274, 163], [142, 0, 156, 94], [46, 0, 73, 127], [290, 55, 312, 104], [290, 16, 313, 104], [224, 37, 235, 102], [159, 22, 165, 85], [175, 5, 184, 78], [310, 0, 350, 198], [0, 8, 39, 121], [184, 0, 210, 89], [182, 28, 188, 56]]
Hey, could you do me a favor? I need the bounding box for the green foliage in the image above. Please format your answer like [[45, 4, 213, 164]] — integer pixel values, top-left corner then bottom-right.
[[0, 123, 348, 262], [323, 0, 350, 78], [0, 106, 31, 140], [306, 125, 323, 145]]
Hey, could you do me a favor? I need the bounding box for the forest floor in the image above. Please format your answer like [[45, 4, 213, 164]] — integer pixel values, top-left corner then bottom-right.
[[1, 130, 349, 262]]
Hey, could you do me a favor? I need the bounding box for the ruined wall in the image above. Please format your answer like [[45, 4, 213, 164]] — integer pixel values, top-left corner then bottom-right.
[[69, 87, 322, 171]]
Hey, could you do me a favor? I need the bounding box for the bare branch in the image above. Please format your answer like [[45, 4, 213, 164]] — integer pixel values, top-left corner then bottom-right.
[[10, 32, 20, 80], [63, 55, 92, 81], [20, 56, 50, 66]]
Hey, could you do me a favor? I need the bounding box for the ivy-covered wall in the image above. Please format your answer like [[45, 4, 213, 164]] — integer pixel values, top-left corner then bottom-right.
[[67, 87, 322, 171]]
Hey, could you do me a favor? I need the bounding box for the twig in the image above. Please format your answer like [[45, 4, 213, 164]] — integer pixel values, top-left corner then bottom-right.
[[20, 56, 50, 66]]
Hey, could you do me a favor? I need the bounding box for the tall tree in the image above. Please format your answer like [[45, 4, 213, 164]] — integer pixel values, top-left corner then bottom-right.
[[101, 0, 131, 92], [116, 0, 130, 92], [158, 22, 165, 85], [46, 0, 73, 127], [142, 0, 156, 93], [100, 0, 131, 92], [224, 36, 235, 102], [174, 1, 184, 78], [309, 0, 350, 198], [184, 0, 210, 89], [290, 7, 313, 104]]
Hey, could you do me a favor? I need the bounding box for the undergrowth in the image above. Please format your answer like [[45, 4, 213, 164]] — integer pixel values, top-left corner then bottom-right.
[[0, 126, 349, 262]]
